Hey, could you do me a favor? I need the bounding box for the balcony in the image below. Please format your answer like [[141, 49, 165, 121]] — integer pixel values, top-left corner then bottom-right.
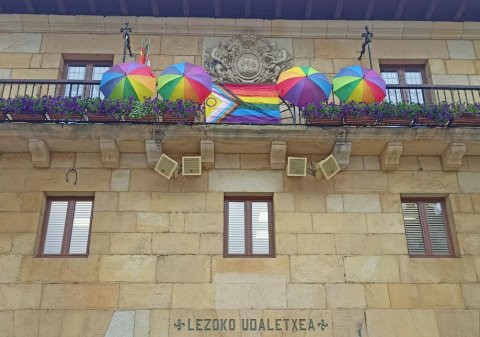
[[1, 79, 479, 127]]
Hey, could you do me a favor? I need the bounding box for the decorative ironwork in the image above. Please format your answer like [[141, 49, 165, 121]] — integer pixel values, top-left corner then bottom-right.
[[204, 32, 293, 83], [358, 26, 374, 69], [120, 22, 133, 63]]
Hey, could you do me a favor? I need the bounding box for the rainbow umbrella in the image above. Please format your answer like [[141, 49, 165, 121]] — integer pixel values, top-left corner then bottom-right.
[[100, 62, 156, 102], [333, 65, 386, 103], [157, 62, 212, 103], [276, 66, 332, 107]]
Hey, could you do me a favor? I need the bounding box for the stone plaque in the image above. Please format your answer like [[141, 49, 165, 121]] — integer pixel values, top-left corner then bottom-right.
[[203, 32, 293, 83]]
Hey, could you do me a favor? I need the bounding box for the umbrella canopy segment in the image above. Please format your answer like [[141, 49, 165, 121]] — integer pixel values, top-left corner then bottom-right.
[[276, 66, 332, 108], [157, 62, 212, 103], [333, 65, 386, 103], [100, 62, 156, 102]]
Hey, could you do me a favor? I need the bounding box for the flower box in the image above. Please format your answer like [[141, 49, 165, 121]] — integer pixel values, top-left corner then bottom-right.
[[377, 117, 413, 126], [343, 114, 377, 126], [123, 114, 158, 123], [161, 111, 196, 124], [450, 116, 480, 127], [83, 112, 120, 123], [45, 113, 83, 122], [414, 116, 446, 127], [301, 102, 342, 126], [306, 116, 343, 126], [7, 113, 45, 122]]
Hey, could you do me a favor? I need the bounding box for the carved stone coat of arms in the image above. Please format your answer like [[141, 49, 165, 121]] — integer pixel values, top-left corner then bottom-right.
[[203, 33, 293, 83]]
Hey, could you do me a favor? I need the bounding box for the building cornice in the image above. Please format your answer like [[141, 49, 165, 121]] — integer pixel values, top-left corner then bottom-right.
[[1, 14, 479, 40], [1, 124, 480, 157]]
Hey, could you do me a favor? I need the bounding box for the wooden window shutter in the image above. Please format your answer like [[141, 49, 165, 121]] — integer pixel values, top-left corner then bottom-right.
[[423, 202, 451, 255], [224, 196, 274, 258], [401, 199, 453, 257], [41, 197, 93, 257], [251, 201, 270, 255], [68, 200, 93, 254], [226, 201, 246, 255], [402, 202, 426, 255], [43, 201, 69, 254]]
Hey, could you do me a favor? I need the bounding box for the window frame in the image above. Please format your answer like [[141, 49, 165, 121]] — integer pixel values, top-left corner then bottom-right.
[[62, 60, 112, 98], [380, 64, 430, 104], [223, 196, 275, 258], [401, 197, 455, 258], [38, 196, 94, 258]]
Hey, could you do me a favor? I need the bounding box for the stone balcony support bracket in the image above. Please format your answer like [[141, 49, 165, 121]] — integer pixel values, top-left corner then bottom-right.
[[270, 141, 287, 169], [100, 139, 120, 168], [200, 140, 215, 169], [145, 140, 163, 168], [380, 142, 404, 170], [441, 142, 466, 171], [333, 141, 352, 169], [29, 138, 51, 168]]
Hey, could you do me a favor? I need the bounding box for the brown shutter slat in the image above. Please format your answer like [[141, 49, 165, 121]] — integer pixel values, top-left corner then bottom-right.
[[227, 201, 246, 255], [68, 201, 93, 254], [424, 202, 451, 255], [43, 201, 69, 255], [402, 202, 427, 255]]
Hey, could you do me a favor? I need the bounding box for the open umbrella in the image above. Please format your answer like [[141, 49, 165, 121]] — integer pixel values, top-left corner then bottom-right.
[[100, 62, 156, 102], [333, 65, 386, 103], [157, 62, 212, 103], [276, 66, 332, 107]]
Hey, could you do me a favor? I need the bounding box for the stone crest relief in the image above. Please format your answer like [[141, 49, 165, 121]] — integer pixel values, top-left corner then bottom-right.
[[203, 33, 293, 83]]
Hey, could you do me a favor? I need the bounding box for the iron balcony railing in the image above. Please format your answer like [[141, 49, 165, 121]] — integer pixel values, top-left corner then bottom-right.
[[383, 84, 480, 106], [0, 79, 104, 100], [1, 79, 480, 126]]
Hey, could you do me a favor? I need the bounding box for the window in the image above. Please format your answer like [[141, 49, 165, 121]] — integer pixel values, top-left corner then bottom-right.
[[224, 196, 274, 257], [63, 61, 111, 98], [401, 198, 454, 257], [39, 197, 94, 257], [381, 65, 427, 104]]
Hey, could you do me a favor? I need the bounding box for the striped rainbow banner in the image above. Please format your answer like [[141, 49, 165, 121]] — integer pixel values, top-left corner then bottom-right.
[[205, 83, 281, 124]]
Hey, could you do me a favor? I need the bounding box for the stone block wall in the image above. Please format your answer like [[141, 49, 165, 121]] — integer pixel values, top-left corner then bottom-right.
[[0, 149, 479, 337], [0, 16, 479, 83], [0, 14, 479, 337]]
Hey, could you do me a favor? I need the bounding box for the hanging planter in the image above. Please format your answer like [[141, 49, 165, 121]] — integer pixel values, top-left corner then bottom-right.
[[7, 112, 45, 122], [450, 116, 480, 127], [343, 113, 377, 126], [123, 99, 159, 123], [302, 102, 342, 126], [161, 110, 196, 124], [306, 116, 343, 126], [83, 112, 120, 123], [377, 117, 414, 126], [449, 103, 480, 127], [371, 102, 417, 126], [45, 112, 84, 122], [2, 97, 46, 122], [160, 99, 201, 124]]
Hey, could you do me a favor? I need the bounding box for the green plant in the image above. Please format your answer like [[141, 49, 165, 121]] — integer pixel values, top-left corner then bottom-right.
[[161, 99, 202, 124], [302, 102, 342, 121], [450, 102, 480, 118], [0, 96, 46, 116], [127, 99, 157, 120]]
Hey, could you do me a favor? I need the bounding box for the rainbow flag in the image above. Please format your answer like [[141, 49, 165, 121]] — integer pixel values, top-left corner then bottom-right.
[[205, 83, 281, 124]]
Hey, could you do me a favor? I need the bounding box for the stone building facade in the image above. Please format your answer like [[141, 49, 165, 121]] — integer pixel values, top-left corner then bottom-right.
[[0, 12, 480, 337]]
